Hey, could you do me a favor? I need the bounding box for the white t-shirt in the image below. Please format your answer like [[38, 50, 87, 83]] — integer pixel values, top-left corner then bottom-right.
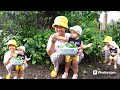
[[46, 33, 71, 52], [3, 50, 18, 64]]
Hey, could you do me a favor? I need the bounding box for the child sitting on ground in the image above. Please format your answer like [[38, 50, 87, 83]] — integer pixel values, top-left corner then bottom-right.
[[57, 25, 92, 79], [107, 41, 120, 69], [98, 36, 112, 64], [13, 46, 30, 79]]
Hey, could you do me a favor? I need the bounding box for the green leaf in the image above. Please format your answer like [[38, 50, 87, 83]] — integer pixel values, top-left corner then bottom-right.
[[32, 60, 36, 64], [42, 44, 46, 48]]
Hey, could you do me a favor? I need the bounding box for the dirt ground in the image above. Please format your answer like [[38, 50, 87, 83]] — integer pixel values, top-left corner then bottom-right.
[[0, 59, 120, 79]]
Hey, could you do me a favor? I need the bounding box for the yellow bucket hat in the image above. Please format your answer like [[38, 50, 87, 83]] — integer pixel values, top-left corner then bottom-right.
[[7, 40, 17, 47], [52, 16, 68, 29], [104, 36, 112, 42]]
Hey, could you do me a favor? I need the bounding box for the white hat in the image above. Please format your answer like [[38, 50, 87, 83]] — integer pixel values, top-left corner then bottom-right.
[[109, 41, 117, 47], [18, 46, 25, 52], [70, 25, 82, 35]]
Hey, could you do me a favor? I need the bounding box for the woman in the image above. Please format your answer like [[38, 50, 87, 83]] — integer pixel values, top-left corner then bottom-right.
[[46, 16, 84, 78], [3, 40, 18, 79]]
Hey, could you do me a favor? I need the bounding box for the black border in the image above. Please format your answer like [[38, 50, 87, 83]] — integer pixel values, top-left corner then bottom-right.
[[1, 0, 120, 11], [0, 0, 120, 88]]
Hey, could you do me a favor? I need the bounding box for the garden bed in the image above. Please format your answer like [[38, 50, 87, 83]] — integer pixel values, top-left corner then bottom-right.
[[0, 59, 120, 79]]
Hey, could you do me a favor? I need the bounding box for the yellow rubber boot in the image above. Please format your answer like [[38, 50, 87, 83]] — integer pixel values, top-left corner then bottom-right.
[[6, 75, 11, 79], [51, 70, 58, 78], [103, 60, 108, 64]]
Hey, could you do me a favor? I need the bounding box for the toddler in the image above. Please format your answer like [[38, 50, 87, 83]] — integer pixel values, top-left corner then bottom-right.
[[13, 46, 30, 79], [107, 41, 119, 69], [57, 25, 92, 79]]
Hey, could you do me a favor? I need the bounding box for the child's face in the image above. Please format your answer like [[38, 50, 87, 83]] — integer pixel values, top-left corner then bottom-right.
[[18, 49, 24, 54], [110, 45, 115, 48], [8, 44, 16, 52], [70, 30, 79, 39]]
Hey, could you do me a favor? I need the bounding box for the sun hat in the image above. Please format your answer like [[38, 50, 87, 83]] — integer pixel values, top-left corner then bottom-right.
[[7, 40, 17, 47], [109, 41, 117, 47], [104, 36, 112, 42], [18, 46, 25, 52], [70, 25, 82, 35], [52, 16, 68, 29]]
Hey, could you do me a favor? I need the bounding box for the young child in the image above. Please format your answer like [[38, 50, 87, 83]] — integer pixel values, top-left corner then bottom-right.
[[107, 41, 119, 69], [3, 40, 18, 79], [102, 36, 112, 63], [57, 25, 92, 79], [100, 36, 120, 64], [13, 46, 30, 79]]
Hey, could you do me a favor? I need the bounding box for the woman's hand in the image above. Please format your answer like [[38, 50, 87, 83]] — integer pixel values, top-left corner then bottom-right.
[[51, 33, 58, 43], [11, 52, 17, 58]]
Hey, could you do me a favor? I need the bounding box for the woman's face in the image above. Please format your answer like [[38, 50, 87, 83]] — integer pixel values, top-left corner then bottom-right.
[[106, 42, 109, 45], [8, 44, 16, 52], [54, 25, 66, 36]]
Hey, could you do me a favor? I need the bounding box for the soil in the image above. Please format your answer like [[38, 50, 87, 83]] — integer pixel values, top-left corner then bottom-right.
[[0, 59, 120, 79]]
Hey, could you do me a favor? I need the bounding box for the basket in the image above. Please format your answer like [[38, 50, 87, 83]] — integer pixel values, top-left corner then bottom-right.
[[58, 48, 78, 55], [10, 60, 24, 65]]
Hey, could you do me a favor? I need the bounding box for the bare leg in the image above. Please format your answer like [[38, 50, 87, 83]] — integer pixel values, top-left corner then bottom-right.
[[108, 59, 112, 65], [62, 62, 71, 79], [14, 70, 19, 79], [72, 60, 79, 79], [72, 60, 79, 74], [20, 66, 24, 79], [64, 62, 71, 73], [113, 57, 117, 69]]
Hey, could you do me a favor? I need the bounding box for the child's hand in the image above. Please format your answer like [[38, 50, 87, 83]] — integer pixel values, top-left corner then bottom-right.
[[87, 43, 93, 48], [26, 58, 31, 61], [23, 60, 27, 64], [77, 49, 83, 56]]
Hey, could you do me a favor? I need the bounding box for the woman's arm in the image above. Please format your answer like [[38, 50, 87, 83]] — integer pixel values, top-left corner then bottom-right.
[[46, 34, 57, 56], [3, 55, 12, 65]]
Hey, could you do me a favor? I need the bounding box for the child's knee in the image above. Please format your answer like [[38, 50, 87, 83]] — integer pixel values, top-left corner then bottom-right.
[[72, 64, 78, 68], [66, 62, 71, 67]]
